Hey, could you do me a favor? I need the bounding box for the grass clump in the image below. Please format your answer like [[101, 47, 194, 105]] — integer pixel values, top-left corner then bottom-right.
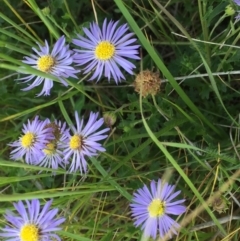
[[1, 0, 240, 240]]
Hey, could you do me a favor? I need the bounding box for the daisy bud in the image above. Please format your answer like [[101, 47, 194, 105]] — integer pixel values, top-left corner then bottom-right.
[[225, 5, 235, 16], [103, 112, 117, 127]]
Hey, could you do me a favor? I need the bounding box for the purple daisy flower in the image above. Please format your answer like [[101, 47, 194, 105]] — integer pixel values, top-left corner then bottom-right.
[[0, 199, 65, 241], [9, 116, 54, 165], [130, 179, 186, 239], [234, 0, 240, 19], [234, 0, 240, 6], [72, 18, 140, 84], [62, 111, 110, 173], [18, 36, 79, 96], [38, 120, 70, 170]]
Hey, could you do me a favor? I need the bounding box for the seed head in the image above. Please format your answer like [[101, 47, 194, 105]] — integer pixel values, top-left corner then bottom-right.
[[134, 70, 161, 97]]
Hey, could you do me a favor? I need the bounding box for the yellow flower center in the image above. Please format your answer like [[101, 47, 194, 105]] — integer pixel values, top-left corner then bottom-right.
[[95, 41, 115, 60], [69, 135, 83, 150], [20, 224, 39, 241], [148, 199, 165, 217], [43, 142, 56, 155], [37, 55, 55, 72], [21, 132, 35, 148]]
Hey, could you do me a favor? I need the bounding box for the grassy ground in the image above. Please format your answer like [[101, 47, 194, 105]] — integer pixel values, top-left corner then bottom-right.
[[1, 0, 240, 240]]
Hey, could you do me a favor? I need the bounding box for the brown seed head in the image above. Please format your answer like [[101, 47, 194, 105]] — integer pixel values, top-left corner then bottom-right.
[[209, 195, 229, 214], [134, 70, 161, 97], [44, 122, 61, 141]]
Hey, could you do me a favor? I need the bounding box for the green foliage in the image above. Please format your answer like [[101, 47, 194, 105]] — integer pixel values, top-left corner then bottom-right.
[[1, 0, 240, 240]]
